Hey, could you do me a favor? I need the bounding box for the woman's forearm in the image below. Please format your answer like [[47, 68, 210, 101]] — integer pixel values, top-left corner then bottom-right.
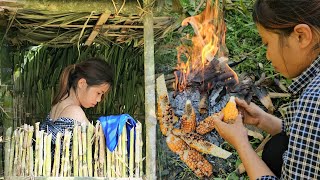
[[236, 141, 275, 179], [257, 113, 282, 135]]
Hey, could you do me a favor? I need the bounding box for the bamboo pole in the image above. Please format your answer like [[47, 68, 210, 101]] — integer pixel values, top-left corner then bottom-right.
[[116, 136, 121, 178], [34, 122, 40, 176], [121, 125, 127, 177], [87, 124, 94, 177], [64, 130, 71, 177], [17, 128, 24, 176], [21, 124, 28, 176], [106, 145, 112, 177], [38, 130, 44, 176], [4, 127, 12, 177], [94, 122, 100, 177], [111, 148, 115, 177], [13, 129, 19, 176], [27, 125, 34, 176], [43, 133, 47, 176], [60, 130, 68, 177], [8, 128, 15, 176], [98, 122, 107, 177], [129, 128, 134, 177], [52, 132, 62, 176], [73, 124, 79, 176], [46, 133, 52, 176], [135, 122, 142, 178], [144, 0, 156, 179], [13, 0, 141, 14], [78, 125, 83, 176], [82, 125, 88, 176]]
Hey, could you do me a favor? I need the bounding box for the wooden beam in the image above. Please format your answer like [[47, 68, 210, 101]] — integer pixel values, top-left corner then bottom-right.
[[3, 0, 141, 14], [143, 0, 156, 179], [84, 11, 110, 46], [18, 24, 164, 29]]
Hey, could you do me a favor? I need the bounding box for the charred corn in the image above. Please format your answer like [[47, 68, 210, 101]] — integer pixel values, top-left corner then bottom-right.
[[172, 129, 232, 159], [196, 113, 221, 135], [181, 100, 197, 133], [166, 133, 189, 155], [157, 95, 178, 136]]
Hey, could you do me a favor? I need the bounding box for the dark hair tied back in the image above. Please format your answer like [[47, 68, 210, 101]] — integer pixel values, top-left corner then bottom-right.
[[52, 57, 114, 105]]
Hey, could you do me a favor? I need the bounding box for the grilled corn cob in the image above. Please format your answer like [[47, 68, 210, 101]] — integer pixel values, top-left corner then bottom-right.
[[181, 100, 197, 133], [221, 96, 238, 123], [166, 134, 190, 155], [180, 149, 213, 178], [196, 113, 221, 135], [172, 129, 232, 159], [157, 95, 178, 136]]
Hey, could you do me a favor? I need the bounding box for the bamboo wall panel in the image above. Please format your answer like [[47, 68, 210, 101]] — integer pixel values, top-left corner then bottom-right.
[[4, 121, 144, 179]]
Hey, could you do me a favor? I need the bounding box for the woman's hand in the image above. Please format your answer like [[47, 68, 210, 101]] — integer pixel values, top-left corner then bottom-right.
[[235, 97, 267, 127], [213, 113, 249, 149]]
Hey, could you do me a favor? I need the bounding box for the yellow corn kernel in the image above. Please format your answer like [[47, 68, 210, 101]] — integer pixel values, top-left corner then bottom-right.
[[222, 96, 238, 123]]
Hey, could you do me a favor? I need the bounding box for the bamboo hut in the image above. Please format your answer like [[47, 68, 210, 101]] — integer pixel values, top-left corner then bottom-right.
[[0, 0, 180, 179]]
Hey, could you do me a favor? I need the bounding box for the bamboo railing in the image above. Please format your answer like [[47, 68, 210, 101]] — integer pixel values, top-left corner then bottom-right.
[[4, 121, 144, 179]]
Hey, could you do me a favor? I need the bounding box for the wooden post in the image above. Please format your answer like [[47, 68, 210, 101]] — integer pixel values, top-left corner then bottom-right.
[[4, 127, 12, 177], [143, 0, 156, 179]]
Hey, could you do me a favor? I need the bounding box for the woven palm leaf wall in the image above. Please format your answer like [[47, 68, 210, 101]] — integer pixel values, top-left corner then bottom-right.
[[12, 43, 144, 126]]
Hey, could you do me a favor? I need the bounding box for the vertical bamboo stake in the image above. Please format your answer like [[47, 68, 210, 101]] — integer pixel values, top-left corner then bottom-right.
[[129, 128, 134, 177], [27, 125, 34, 176], [38, 130, 44, 176], [94, 122, 99, 177], [116, 135, 121, 178], [13, 129, 19, 176], [144, 0, 156, 178], [111, 149, 115, 177], [64, 130, 71, 177], [4, 127, 12, 177], [73, 124, 79, 176], [87, 123, 94, 177], [60, 131, 66, 177], [99, 122, 107, 177], [43, 133, 47, 176], [34, 122, 40, 176], [52, 132, 62, 176], [21, 125, 28, 176], [78, 125, 83, 176], [82, 124, 88, 176], [46, 133, 52, 176], [135, 122, 141, 178], [17, 128, 24, 176], [106, 146, 112, 177], [8, 128, 15, 176], [121, 125, 127, 177]]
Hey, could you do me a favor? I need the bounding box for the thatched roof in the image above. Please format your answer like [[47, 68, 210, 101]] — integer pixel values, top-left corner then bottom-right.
[[0, 0, 178, 47]]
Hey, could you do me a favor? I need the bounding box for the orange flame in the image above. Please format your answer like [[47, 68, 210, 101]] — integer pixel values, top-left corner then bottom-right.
[[174, 0, 228, 92]]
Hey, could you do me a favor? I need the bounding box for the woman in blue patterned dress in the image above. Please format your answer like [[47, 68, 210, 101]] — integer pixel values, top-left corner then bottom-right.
[[212, 0, 320, 179], [40, 57, 114, 143]]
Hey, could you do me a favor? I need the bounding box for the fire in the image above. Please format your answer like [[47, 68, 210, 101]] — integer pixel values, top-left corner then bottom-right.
[[174, 0, 228, 92]]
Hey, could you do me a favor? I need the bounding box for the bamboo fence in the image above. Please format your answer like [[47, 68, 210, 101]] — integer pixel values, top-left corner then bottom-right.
[[4, 120, 144, 179]]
